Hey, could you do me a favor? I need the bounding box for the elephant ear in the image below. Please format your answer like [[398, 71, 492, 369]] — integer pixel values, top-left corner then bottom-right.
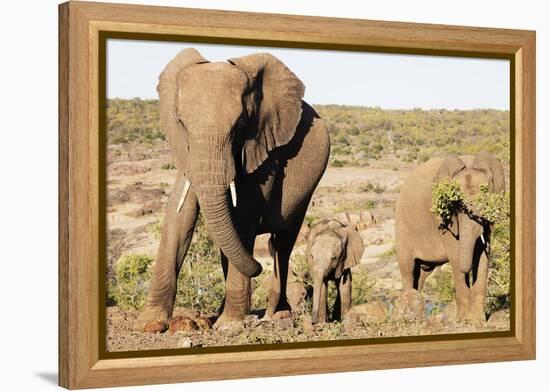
[[472, 152, 506, 192], [306, 220, 329, 267], [335, 225, 365, 278], [157, 48, 209, 170], [228, 53, 305, 173], [435, 155, 466, 182]]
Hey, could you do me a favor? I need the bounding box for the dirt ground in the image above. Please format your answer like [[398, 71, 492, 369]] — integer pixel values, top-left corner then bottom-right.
[[105, 140, 510, 352]]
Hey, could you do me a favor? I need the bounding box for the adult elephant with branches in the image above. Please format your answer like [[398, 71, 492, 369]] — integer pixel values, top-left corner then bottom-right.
[[395, 152, 505, 323], [134, 49, 330, 332]]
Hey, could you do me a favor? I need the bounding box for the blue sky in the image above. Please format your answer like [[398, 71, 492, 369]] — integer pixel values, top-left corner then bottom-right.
[[107, 39, 510, 110]]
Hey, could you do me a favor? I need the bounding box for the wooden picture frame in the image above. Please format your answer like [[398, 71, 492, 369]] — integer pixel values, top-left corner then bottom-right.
[[59, 1, 536, 388]]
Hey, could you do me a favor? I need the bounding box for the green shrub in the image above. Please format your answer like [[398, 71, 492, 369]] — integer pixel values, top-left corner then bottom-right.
[[303, 215, 318, 228], [174, 214, 225, 313], [378, 244, 396, 261], [425, 265, 454, 304], [484, 196, 511, 313], [149, 218, 163, 240], [373, 183, 387, 194], [351, 266, 375, 306], [161, 163, 176, 170], [252, 271, 270, 311], [331, 159, 346, 168], [361, 182, 387, 194], [108, 254, 154, 310]]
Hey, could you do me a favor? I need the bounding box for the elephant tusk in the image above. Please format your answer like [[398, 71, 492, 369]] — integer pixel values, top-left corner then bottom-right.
[[480, 233, 486, 245], [229, 180, 237, 207], [176, 179, 191, 213]]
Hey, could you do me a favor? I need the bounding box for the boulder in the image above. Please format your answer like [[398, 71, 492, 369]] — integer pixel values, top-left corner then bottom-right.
[[362, 242, 395, 262], [143, 320, 167, 334], [172, 307, 200, 319], [349, 301, 389, 324], [392, 289, 425, 321], [194, 316, 213, 331], [168, 316, 198, 334]]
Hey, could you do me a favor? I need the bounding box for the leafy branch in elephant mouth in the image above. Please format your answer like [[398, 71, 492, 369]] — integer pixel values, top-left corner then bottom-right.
[[430, 180, 465, 228], [431, 181, 510, 229]]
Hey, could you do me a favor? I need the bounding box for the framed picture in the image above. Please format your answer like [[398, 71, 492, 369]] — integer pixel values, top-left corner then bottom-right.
[[59, 1, 536, 389]]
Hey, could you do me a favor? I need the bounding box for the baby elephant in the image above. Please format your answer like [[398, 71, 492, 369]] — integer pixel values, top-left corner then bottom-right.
[[306, 220, 365, 323]]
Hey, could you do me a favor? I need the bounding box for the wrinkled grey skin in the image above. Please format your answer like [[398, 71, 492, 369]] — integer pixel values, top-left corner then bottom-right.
[[395, 152, 505, 322], [134, 49, 330, 332], [306, 220, 365, 324]]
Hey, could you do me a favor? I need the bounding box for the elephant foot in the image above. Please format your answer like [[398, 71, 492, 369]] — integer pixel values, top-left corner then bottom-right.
[[455, 305, 469, 322], [134, 306, 169, 333], [213, 312, 245, 332], [272, 309, 292, 320], [467, 308, 487, 325]]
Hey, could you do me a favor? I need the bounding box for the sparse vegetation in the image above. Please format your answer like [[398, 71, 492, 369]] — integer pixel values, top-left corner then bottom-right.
[[379, 244, 397, 261], [149, 218, 163, 240], [108, 254, 154, 310], [425, 265, 455, 304], [174, 214, 225, 313], [351, 266, 376, 306], [317, 105, 510, 167]]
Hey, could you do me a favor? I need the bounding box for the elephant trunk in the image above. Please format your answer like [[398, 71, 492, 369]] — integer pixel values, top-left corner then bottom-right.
[[311, 273, 324, 324], [458, 214, 477, 274], [188, 136, 262, 278], [195, 185, 262, 278]]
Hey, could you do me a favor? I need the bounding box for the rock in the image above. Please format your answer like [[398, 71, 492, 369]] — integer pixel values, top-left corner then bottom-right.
[[425, 311, 453, 329], [349, 302, 389, 324], [143, 320, 168, 334], [336, 210, 376, 230], [272, 310, 294, 330], [342, 310, 363, 331], [362, 242, 395, 262], [194, 316, 213, 331], [168, 316, 198, 333], [274, 316, 294, 330], [178, 337, 193, 348], [172, 307, 200, 319], [392, 289, 425, 321], [487, 310, 510, 328]]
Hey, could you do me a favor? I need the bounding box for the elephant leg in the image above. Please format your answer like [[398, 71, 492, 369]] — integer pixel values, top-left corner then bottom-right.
[[450, 261, 470, 320], [417, 265, 435, 292], [332, 279, 341, 322], [469, 247, 489, 323], [265, 232, 293, 318], [215, 241, 254, 328], [397, 246, 415, 291], [266, 212, 305, 318], [339, 270, 352, 320], [134, 174, 199, 332], [317, 280, 329, 323]]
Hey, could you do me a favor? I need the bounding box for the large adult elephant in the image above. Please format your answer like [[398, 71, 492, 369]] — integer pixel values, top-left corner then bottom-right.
[[134, 49, 330, 332], [395, 152, 505, 322]]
